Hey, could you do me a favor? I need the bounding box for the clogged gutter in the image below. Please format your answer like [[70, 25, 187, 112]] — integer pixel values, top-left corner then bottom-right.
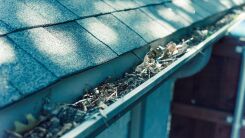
[[7, 7, 245, 138]]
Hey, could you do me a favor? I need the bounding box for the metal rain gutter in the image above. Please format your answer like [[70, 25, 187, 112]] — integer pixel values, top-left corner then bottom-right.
[[62, 13, 245, 138]]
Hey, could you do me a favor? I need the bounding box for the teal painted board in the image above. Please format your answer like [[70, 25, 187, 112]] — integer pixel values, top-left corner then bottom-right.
[[96, 112, 130, 138], [142, 79, 174, 138]]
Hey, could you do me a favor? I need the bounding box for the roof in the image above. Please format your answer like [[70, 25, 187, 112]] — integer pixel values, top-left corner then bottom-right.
[[0, 0, 244, 108]]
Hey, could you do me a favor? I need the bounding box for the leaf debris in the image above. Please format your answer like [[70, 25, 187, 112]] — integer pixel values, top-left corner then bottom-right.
[[7, 9, 241, 138]]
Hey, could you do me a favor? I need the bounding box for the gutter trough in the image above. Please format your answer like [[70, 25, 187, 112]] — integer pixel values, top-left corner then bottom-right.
[[2, 5, 245, 138], [61, 12, 245, 138]]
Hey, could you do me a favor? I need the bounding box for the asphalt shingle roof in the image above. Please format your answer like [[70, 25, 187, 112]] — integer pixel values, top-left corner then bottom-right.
[[0, 20, 13, 36], [9, 23, 118, 78], [103, 0, 141, 10], [23, 0, 79, 23], [140, 4, 190, 31], [77, 14, 147, 55], [192, 0, 228, 14], [113, 9, 170, 42], [0, 0, 244, 108], [164, 2, 202, 23], [0, 37, 57, 100], [135, 0, 169, 6], [0, 0, 50, 31], [58, 0, 116, 17]]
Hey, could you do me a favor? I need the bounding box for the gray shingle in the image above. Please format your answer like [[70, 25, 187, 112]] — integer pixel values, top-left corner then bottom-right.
[[135, 0, 168, 6], [218, 0, 237, 8], [0, 37, 57, 96], [238, 0, 245, 5], [0, 0, 50, 31], [0, 80, 20, 108], [77, 14, 146, 55], [191, 0, 226, 14], [57, 0, 115, 17], [103, 0, 140, 10], [0, 20, 14, 36], [211, 0, 228, 11], [226, 0, 243, 6], [212, 0, 230, 9], [8, 22, 117, 77], [140, 4, 190, 31], [164, 2, 202, 23], [45, 23, 118, 76], [174, 0, 212, 18], [23, 0, 79, 23], [212, 0, 234, 10], [113, 9, 170, 42]]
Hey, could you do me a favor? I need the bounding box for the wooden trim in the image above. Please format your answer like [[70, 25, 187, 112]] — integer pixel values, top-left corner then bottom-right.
[[171, 102, 231, 125]]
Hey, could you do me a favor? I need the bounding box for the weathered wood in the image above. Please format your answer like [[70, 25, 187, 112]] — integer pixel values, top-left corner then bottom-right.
[[172, 103, 231, 125], [170, 36, 245, 138]]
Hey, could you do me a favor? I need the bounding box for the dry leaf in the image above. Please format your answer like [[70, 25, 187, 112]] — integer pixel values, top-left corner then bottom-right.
[[15, 114, 38, 133]]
